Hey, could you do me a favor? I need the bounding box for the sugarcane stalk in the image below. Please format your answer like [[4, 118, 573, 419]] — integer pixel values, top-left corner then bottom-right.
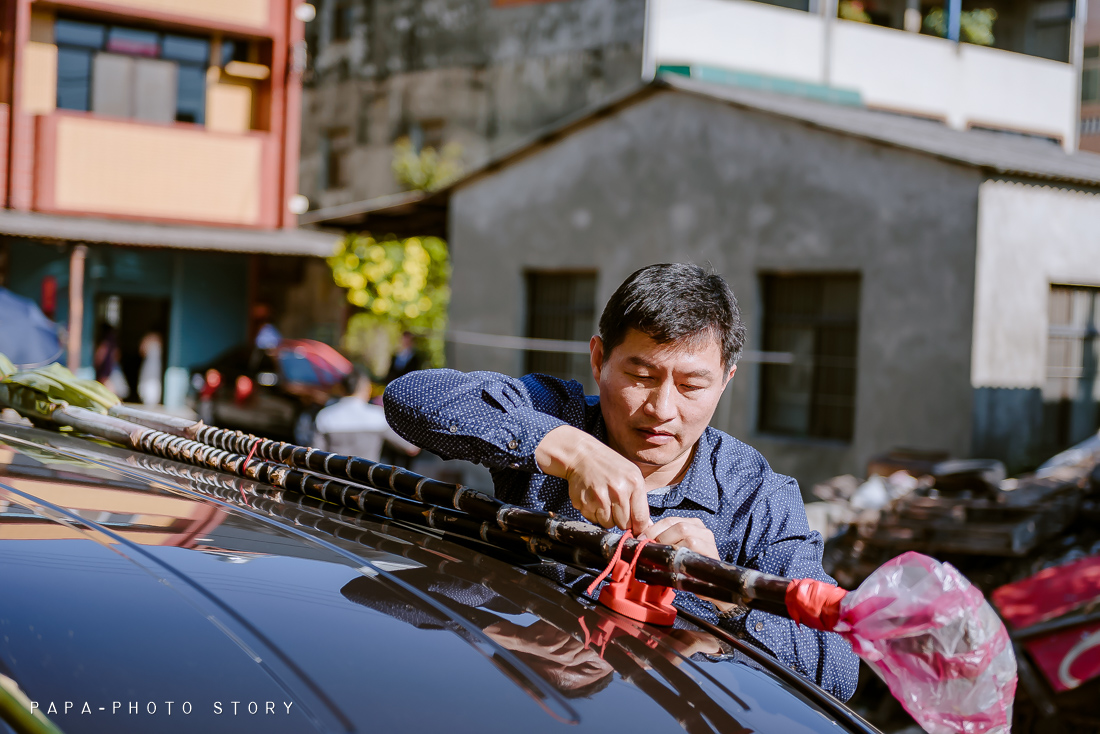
[[121, 447, 753, 612], [48, 404, 788, 612], [91, 404, 793, 611]]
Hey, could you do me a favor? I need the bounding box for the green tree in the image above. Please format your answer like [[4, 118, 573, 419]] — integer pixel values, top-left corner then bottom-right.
[[392, 137, 464, 192], [329, 234, 451, 373]]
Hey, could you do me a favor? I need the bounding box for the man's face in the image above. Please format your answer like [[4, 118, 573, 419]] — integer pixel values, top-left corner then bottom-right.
[[591, 328, 735, 469]]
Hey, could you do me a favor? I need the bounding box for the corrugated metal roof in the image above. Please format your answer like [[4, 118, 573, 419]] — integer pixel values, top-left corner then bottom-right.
[[0, 210, 341, 257]]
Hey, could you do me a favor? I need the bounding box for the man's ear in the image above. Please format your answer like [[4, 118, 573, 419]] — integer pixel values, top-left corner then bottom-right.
[[590, 336, 604, 384], [724, 364, 737, 388]]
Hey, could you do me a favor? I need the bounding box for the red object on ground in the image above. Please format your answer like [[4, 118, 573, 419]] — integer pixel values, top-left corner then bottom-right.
[[992, 555, 1100, 692], [992, 555, 1100, 630], [587, 532, 678, 626], [785, 577, 848, 631], [1017, 620, 1100, 692]]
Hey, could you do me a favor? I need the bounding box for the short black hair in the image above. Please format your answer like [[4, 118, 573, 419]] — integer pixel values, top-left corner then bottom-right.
[[598, 263, 746, 370]]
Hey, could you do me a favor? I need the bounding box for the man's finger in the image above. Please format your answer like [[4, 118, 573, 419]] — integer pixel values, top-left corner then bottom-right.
[[650, 526, 691, 547], [610, 485, 631, 530], [638, 516, 682, 541], [584, 487, 613, 527], [629, 484, 651, 535]]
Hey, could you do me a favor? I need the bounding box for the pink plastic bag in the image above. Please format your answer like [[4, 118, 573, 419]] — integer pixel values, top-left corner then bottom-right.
[[833, 552, 1017, 734]]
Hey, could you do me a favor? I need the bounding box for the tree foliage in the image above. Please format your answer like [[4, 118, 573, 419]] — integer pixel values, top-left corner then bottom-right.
[[391, 137, 464, 192], [923, 7, 997, 46], [329, 234, 451, 370]]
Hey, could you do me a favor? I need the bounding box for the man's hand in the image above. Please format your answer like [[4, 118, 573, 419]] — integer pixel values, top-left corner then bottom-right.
[[639, 517, 738, 613], [535, 425, 651, 533], [638, 516, 720, 560]]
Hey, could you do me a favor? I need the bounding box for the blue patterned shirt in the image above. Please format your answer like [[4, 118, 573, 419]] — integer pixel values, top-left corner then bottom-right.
[[384, 369, 859, 700]]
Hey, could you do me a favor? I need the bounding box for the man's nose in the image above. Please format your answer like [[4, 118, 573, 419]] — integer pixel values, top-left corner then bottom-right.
[[643, 380, 677, 422]]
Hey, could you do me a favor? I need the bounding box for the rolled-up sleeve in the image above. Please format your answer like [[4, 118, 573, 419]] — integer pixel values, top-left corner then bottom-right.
[[383, 369, 577, 472]]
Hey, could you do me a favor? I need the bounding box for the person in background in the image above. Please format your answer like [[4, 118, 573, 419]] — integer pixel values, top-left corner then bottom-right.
[[386, 331, 422, 383], [93, 323, 129, 399], [314, 369, 421, 462], [253, 303, 282, 351], [137, 332, 163, 406]]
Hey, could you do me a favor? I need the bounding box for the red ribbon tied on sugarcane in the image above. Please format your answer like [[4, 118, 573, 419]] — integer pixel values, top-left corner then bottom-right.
[[785, 577, 848, 631]]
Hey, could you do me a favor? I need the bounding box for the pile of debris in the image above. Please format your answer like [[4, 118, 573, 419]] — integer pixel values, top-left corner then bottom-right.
[[820, 435, 1100, 732], [814, 436, 1100, 592]]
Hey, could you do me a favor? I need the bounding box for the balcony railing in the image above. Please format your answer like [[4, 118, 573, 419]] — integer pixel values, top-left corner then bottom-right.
[[648, 0, 1078, 148], [33, 111, 278, 228]]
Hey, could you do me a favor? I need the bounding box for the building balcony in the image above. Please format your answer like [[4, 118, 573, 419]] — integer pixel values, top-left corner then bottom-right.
[[648, 0, 1079, 148], [44, 0, 277, 34], [32, 111, 278, 228]]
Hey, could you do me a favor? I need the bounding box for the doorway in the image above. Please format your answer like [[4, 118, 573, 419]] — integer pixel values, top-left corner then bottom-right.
[[94, 294, 171, 403]]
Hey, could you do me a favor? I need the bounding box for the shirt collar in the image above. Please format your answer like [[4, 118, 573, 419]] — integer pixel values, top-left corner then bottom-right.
[[663, 429, 720, 512]]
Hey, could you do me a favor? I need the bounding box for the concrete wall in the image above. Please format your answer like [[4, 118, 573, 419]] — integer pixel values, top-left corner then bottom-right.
[[446, 90, 983, 491], [971, 179, 1100, 468], [300, 0, 645, 209]]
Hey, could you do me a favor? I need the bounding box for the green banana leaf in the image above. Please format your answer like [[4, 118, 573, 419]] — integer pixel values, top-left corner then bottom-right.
[[0, 363, 120, 422], [0, 353, 15, 378]]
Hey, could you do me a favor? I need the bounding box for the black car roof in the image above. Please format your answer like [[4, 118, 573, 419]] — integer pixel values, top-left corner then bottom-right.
[[0, 421, 878, 734]]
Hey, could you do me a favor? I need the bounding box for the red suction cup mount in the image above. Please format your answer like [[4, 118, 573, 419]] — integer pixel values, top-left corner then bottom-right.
[[587, 533, 677, 626]]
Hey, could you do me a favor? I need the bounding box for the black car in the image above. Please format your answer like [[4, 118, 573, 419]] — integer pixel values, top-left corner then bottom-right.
[[188, 339, 351, 445], [0, 419, 882, 734]]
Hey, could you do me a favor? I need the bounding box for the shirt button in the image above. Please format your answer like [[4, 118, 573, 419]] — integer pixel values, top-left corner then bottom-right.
[[449, 425, 458, 433], [507, 440, 518, 450], [754, 622, 764, 632]]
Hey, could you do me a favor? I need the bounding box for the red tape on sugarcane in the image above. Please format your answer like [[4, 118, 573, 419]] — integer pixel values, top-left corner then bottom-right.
[[785, 577, 847, 631]]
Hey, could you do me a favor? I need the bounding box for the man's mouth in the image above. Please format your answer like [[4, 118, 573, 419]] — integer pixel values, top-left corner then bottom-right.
[[636, 427, 676, 443]]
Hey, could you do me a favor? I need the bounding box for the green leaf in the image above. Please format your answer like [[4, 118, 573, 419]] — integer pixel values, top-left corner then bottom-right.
[[0, 362, 120, 422]]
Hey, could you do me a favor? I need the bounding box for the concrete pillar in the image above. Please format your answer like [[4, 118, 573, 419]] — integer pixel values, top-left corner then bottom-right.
[[67, 243, 86, 371]]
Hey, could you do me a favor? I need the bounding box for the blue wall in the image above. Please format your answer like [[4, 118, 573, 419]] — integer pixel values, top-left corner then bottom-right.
[[6, 239, 248, 374]]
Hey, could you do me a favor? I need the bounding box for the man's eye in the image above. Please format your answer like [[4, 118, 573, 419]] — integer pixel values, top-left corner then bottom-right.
[[680, 384, 704, 392], [626, 373, 651, 381]]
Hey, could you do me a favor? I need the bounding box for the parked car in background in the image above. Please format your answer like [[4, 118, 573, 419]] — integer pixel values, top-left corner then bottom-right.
[[0, 418, 883, 734], [188, 339, 353, 445]]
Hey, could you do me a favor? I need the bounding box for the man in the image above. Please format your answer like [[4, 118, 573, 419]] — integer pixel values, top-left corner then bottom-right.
[[384, 263, 858, 699], [315, 370, 420, 462]]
